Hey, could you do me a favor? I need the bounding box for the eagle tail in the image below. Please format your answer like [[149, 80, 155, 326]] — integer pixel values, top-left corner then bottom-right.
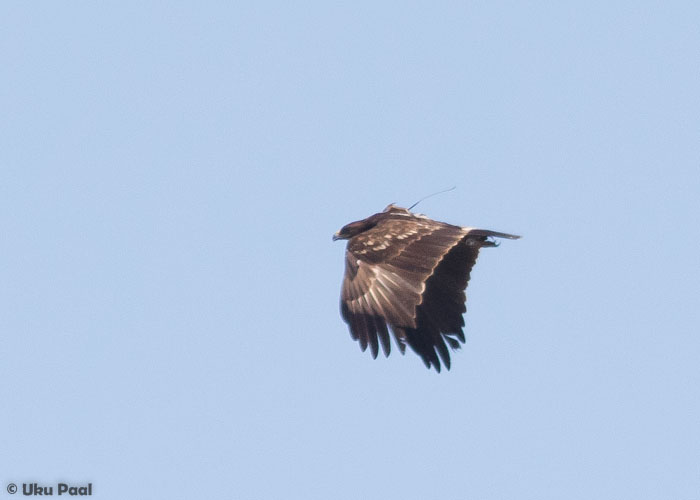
[[467, 229, 521, 240]]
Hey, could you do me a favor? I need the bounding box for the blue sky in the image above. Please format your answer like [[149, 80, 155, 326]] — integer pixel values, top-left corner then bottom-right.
[[1, 2, 699, 499]]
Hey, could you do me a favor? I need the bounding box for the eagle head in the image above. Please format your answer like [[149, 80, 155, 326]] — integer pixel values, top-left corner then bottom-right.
[[333, 217, 380, 241]]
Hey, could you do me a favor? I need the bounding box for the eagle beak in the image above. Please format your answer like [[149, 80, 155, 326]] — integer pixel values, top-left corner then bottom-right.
[[332, 232, 341, 241]]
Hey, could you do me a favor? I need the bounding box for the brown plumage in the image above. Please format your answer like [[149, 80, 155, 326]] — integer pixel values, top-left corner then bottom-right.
[[333, 204, 519, 372]]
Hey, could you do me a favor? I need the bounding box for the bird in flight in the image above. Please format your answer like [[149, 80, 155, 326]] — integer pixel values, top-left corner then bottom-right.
[[334, 204, 519, 372]]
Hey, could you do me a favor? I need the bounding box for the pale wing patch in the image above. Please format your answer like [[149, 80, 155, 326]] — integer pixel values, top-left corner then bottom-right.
[[342, 257, 420, 328]]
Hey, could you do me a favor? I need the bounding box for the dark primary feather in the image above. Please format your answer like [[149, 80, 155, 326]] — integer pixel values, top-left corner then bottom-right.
[[334, 204, 519, 372]]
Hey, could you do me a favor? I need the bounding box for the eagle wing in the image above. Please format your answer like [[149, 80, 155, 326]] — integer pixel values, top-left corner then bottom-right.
[[340, 216, 473, 368]]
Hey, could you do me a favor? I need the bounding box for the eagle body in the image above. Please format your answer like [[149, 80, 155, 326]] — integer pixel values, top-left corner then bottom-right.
[[333, 204, 519, 372]]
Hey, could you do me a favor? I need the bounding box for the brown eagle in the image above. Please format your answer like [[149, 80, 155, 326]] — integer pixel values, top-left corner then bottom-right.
[[333, 204, 519, 372]]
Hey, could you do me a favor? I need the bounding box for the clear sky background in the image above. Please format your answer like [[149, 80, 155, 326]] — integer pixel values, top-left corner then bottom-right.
[[1, 2, 699, 499]]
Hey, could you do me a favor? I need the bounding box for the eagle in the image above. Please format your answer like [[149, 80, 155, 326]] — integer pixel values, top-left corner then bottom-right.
[[333, 204, 519, 372]]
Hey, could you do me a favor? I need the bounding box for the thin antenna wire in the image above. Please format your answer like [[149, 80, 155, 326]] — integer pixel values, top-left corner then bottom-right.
[[408, 186, 456, 211]]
